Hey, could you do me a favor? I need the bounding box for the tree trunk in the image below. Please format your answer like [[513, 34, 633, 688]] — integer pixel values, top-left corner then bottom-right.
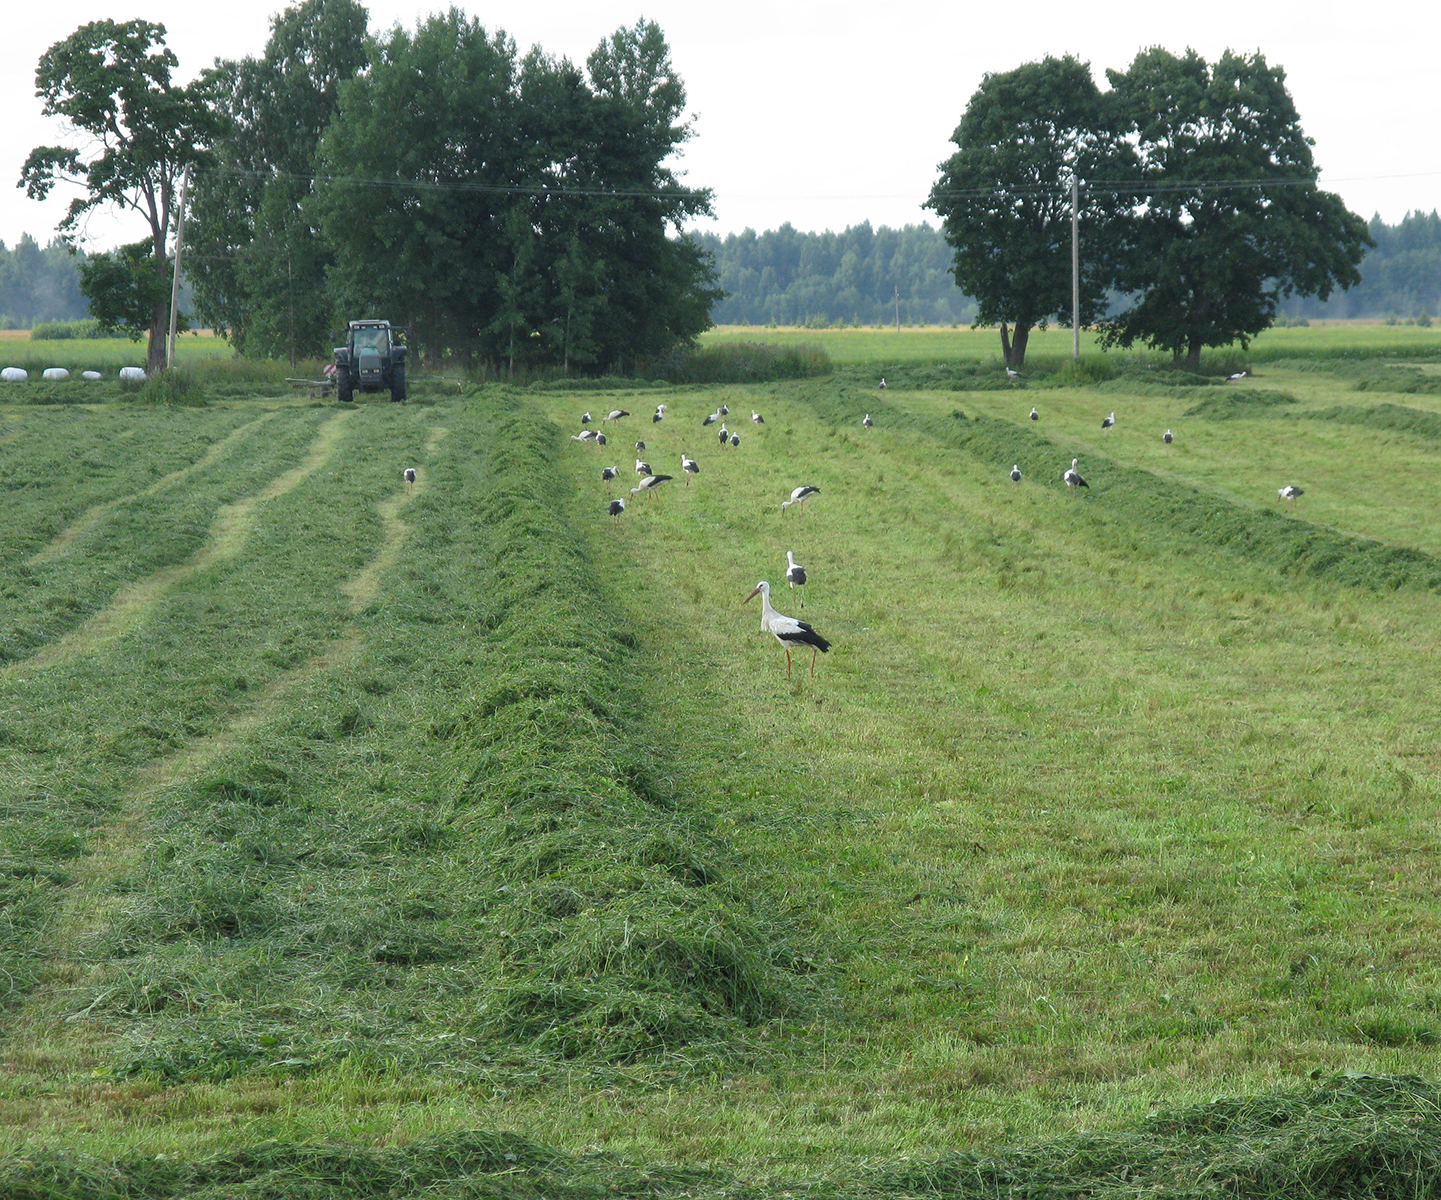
[[999, 322, 1011, 364], [1000, 321, 1031, 368], [1185, 336, 1203, 371]]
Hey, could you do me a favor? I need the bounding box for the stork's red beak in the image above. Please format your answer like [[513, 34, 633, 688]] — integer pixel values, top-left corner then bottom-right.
[[744, 586, 762, 603]]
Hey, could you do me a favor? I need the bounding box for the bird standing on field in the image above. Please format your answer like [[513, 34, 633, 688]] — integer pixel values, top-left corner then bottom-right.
[[720, 404, 729, 417], [404, 467, 417, 494], [1006, 367, 1021, 383], [752, 410, 765, 424], [1010, 464, 1022, 484], [609, 497, 625, 526], [571, 429, 598, 444], [1278, 485, 1303, 501], [681, 453, 699, 484], [1063, 458, 1089, 491], [879, 376, 887, 389], [730, 432, 741, 449], [745, 580, 830, 678], [784, 550, 807, 607], [602, 465, 619, 488], [635, 440, 646, 452], [719, 423, 729, 447], [630, 474, 673, 500], [1101, 411, 1115, 431], [703, 410, 719, 427], [1163, 429, 1174, 445], [635, 458, 652, 476], [581, 412, 592, 425], [1030, 406, 1038, 422], [603, 409, 630, 422], [1229, 371, 1248, 381], [863, 414, 873, 428], [781, 485, 821, 515], [596, 432, 607, 446]]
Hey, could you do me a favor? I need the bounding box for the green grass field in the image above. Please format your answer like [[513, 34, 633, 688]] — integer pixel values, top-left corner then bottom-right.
[[3, 328, 1441, 1197]]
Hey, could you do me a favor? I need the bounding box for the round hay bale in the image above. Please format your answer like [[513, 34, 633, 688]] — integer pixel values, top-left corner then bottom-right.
[[1, 367, 28, 382], [118, 366, 146, 381], [42, 367, 70, 381], [81, 370, 102, 380]]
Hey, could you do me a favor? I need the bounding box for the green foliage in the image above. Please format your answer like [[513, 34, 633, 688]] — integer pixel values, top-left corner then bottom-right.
[[20, 19, 223, 372], [136, 368, 205, 406], [30, 319, 103, 340], [1101, 49, 1371, 368], [77, 240, 183, 344], [653, 340, 832, 383], [0, 235, 88, 327], [926, 55, 1134, 367]]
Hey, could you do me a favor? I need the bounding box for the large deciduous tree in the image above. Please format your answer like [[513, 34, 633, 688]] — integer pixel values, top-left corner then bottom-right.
[[20, 20, 222, 373], [926, 56, 1133, 368], [186, 0, 370, 360], [314, 13, 717, 371], [1101, 48, 1371, 369]]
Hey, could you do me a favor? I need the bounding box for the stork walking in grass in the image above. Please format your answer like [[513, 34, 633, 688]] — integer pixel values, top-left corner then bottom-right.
[[404, 467, 417, 494], [1063, 458, 1089, 491], [608, 497, 625, 526], [571, 429, 598, 444], [879, 376, 887, 389], [581, 412, 592, 425], [635, 458, 652, 477], [782, 485, 821, 515], [602, 465, 619, 488], [752, 410, 765, 424], [1163, 429, 1174, 445], [1278, 485, 1303, 501], [745, 580, 830, 678], [730, 432, 741, 449], [596, 432, 607, 446], [1101, 411, 1115, 431], [1010, 464, 1022, 484], [1030, 406, 1038, 423], [681, 453, 699, 484], [718, 423, 729, 446], [603, 409, 630, 422], [1229, 371, 1248, 381], [784, 550, 807, 607], [863, 413, 873, 429], [703, 410, 719, 427]]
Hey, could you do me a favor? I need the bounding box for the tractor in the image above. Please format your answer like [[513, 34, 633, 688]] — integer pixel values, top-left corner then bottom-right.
[[332, 320, 408, 403]]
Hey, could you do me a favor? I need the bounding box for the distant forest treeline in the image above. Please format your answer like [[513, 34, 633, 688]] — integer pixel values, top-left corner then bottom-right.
[[3, 211, 1437, 332], [698, 211, 1441, 327]]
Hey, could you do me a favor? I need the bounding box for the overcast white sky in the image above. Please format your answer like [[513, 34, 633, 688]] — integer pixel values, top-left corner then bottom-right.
[[3, 0, 1438, 252]]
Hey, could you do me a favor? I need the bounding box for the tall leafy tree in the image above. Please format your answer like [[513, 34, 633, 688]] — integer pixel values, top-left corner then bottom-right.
[[926, 56, 1133, 367], [20, 20, 222, 373], [186, 0, 369, 359], [1101, 48, 1371, 369]]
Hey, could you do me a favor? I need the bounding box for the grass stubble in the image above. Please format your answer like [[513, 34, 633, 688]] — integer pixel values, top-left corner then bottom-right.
[[2, 336, 1441, 1195]]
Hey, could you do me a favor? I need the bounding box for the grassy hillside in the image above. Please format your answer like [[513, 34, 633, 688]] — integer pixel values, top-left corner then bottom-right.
[[3, 332, 1441, 1196]]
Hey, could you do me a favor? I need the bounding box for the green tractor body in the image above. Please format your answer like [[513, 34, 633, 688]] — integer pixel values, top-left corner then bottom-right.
[[333, 320, 407, 402]]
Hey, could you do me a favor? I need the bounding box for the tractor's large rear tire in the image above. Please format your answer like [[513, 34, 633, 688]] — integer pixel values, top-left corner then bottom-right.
[[337, 373, 353, 403], [390, 367, 407, 403]]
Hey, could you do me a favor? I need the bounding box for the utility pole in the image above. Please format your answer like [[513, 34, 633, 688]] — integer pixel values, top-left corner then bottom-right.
[[167, 165, 191, 370], [894, 286, 900, 333], [1071, 175, 1080, 361]]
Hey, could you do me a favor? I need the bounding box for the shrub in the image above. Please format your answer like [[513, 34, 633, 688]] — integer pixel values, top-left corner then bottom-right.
[[137, 368, 205, 406], [30, 319, 104, 340]]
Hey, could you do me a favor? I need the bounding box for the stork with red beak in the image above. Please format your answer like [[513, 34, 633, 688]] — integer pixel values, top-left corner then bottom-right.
[[745, 580, 830, 678]]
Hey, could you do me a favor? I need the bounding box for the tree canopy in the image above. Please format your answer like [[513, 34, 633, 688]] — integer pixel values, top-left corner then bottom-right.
[[1100, 48, 1372, 367], [925, 55, 1134, 367], [20, 19, 222, 372]]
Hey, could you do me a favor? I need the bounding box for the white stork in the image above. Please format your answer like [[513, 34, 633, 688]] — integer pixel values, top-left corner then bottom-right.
[[718, 423, 729, 446], [635, 440, 646, 452], [879, 376, 887, 389], [602, 465, 619, 488], [781, 485, 820, 516], [1030, 406, 1038, 422], [681, 453, 699, 484], [631, 474, 673, 499], [1101, 411, 1115, 431], [596, 432, 608, 447], [571, 429, 598, 444], [752, 410, 765, 424], [863, 414, 873, 428], [1006, 367, 1021, 382], [635, 458, 652, 476], [730, 432, 741, 449], [1063, 458, 1089, 491], [745, 580, 830, 677], [581, 411, 592, 425], [603, 409, 630, 422], [784, 550, 807, 607], [653, 404, 667, 425], [1229, 371, 1248, 381], [1163, 429, 1174, 445], [609, 497, 625, 526], [1010, 464, 1021, 484], [703, 410, 719, 427], [1278, 485, 1303, 501], [404, 467, 417, 494], [720, 404, 729, 416]]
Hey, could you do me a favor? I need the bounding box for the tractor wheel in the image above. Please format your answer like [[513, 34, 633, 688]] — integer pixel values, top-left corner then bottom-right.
[[337, 373, 353, 403], [390, 368, 407, 403]]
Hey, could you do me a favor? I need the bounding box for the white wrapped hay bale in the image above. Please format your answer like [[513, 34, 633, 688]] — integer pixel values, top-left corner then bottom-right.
[[118, 366, 146, 381], [43, 367, 70, 380], [82, 370, 102, 380], [1, 367, 28, 382]]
